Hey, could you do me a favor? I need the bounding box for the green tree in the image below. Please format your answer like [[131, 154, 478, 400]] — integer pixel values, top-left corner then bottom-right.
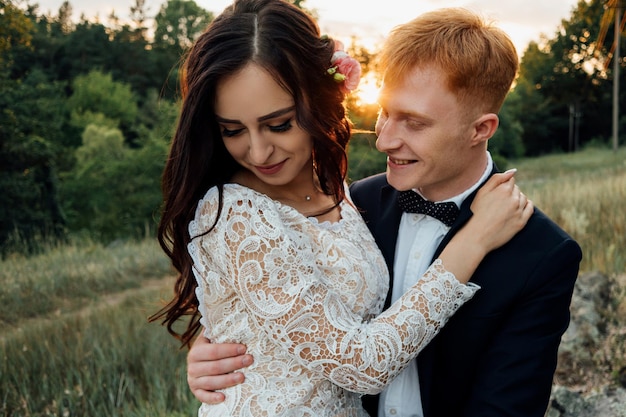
[[153, 0, 212, 51], [0, 71, 70, 254], [56, 19, 111, 80], [60, 124, 168, 241], [152, 0, 213, 99], [67, 70, 139, 137], [489, 93, 525, 161], [347, 133, 386, 182], [512, 41, 562, 155], [61, 125, 127, 238], [514, 0, 620, 154], [0, 2, 81, 254], [0, 0, 34, 69], [8, 3, 70, 81], [108, 12, 155, 97]]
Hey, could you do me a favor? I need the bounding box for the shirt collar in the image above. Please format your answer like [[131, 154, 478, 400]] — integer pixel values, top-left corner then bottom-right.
[[412, 151, 493, 208]]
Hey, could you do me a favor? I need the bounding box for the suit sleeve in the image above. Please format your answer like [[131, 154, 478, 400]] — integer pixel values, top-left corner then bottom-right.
[[461, 238, 581, 417]]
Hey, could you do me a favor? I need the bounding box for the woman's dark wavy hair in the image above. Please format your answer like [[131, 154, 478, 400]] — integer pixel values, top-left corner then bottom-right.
[[150, 0, 352, 347]]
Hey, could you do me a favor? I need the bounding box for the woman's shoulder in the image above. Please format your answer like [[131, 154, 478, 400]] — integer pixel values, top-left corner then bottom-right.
[[195, 183, 273, 214], [190, 184, 310, 249], [192, 184, 284, 230]]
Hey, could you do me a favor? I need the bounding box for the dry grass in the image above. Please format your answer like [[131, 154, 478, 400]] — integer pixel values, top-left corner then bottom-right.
[[513, 147, 626, 276]]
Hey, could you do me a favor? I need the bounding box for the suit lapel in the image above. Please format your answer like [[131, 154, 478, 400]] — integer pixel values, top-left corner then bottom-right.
[[432, 163, 498, 260], [376, 184, 403, 308], [431, 195, 475, 259], [420, 164, 498, 414]]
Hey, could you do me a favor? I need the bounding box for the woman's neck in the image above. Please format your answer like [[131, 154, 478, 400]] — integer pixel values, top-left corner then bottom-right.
[[231, 169, 340, 221]]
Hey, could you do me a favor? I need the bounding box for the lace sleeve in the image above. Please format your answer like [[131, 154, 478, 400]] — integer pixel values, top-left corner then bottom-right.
[[191, 193, 479, 395]]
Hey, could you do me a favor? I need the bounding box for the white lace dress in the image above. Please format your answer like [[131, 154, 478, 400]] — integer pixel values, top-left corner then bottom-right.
[[188, 184, 479, 417]]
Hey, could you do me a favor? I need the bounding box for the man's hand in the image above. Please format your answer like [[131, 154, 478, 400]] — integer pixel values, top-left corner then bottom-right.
[[187, 336, 253, 404]]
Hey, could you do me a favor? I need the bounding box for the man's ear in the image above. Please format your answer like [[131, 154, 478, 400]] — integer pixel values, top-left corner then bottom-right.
[[471, 113, 499, 146]]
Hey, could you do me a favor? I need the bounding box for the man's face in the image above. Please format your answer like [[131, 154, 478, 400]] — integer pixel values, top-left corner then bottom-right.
[[375, 65, 485, 201]]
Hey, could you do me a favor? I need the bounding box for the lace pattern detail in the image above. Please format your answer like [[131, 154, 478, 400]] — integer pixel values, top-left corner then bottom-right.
[[189, 184, 479, 416]]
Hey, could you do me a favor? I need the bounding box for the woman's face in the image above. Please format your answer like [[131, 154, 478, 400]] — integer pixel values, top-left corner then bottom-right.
[[215, 63, 314, 190]]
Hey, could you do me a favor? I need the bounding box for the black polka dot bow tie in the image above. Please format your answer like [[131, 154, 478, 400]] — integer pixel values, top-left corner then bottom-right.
[[397, 190, 460, 227]]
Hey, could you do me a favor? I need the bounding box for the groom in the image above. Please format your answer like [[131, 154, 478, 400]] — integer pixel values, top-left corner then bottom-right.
[[185, 8, 582, 417]]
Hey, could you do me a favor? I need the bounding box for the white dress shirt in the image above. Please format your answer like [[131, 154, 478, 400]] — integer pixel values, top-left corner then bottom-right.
[[378, 152, 493, 417]]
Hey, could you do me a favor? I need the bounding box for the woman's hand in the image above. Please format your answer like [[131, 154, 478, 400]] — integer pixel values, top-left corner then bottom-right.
[[438, 169, 533, 284], [187, 335, 253, 404], [468, 169, 534, 253]]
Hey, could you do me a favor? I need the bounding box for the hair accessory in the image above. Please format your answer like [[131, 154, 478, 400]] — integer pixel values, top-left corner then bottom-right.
[[327, 40, 361, 94]]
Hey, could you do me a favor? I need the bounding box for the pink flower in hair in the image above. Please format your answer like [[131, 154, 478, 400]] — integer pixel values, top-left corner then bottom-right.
[[327, 40, 361, 94]]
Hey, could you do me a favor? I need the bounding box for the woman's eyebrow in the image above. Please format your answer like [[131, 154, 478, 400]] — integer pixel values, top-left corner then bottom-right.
[[215, 106, 296, 124]]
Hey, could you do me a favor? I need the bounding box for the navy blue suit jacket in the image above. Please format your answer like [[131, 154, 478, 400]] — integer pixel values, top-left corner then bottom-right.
[[349, 171, 581, 417]]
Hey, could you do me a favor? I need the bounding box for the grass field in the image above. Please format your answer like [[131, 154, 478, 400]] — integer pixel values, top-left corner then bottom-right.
[[1, 146, 624, 416], [512, 146, 626, 275], [0, 239, 198, 416]]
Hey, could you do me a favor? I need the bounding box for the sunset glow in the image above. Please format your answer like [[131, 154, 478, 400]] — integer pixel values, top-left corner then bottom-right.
[[354, 72, 380, 106]]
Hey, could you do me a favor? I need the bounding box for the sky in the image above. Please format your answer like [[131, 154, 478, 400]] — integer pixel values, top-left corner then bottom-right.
[[33, 0, 581, 55]]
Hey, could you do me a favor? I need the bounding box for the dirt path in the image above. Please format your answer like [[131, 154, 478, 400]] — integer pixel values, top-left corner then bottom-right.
[[1, 275, 176, 341], [89, 275, 175, 314]]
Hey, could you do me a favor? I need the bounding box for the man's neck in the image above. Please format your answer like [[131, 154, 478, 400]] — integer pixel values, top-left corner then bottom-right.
[[419, 152, 492, 202]]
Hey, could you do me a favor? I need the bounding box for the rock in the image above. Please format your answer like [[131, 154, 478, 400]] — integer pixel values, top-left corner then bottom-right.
[[547, 271, 626, 417], [559, 271, 611, 356], [546, 385, 626, 417]]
